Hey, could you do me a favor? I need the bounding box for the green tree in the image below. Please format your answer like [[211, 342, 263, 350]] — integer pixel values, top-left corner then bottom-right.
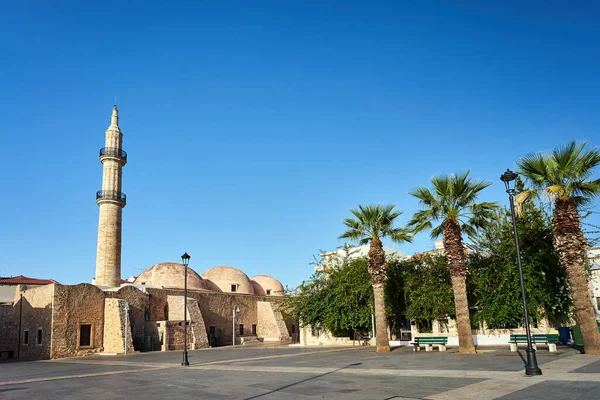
[[408, 171, 497, 353], [397, 254, 455, 322], [340, 204, 412, 352], [469, 193, 570, 328], [283, 257, 373, 337], [517, 141, 600, 353]]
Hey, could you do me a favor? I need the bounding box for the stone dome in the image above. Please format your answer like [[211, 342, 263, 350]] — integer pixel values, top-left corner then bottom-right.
[[251, 275, 285, 296], [134, 262, 208, 290], [201, 266, 254, 294]]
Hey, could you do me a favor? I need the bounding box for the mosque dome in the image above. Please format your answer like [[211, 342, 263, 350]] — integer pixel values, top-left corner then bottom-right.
[[201, 266, 254, 294], [134, 262, 208, 290], [250, 275, 285, 296]]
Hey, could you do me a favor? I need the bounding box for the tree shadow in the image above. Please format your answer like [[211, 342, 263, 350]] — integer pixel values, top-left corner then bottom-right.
[[0, 387, 28, 393], [243, 363, 363, 400]]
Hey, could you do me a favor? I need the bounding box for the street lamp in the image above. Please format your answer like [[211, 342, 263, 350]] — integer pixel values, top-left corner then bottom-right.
[[500, 169, 542, 376], [232, 305, 240, 346], [181, 252, 191, 366]]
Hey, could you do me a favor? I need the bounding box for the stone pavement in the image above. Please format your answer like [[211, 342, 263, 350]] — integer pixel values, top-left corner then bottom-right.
[[0, 345, 599, 399]]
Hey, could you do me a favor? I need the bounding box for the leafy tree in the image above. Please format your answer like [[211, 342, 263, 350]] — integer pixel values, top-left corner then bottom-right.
[[517, 141, 600, 353], [408, 171, 497, 353], [283, 257, 373, 337], [340, 204, 412, 352], [469, 195, 571, 329], [395, 254, 455, 322]]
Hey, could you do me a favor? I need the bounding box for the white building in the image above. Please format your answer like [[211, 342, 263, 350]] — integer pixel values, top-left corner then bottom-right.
[[588, 247, 600, 321], [316, 244, 405, 272]]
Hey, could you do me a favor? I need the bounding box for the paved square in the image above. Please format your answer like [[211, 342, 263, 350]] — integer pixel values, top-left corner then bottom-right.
[[1, 346, 599, 399]]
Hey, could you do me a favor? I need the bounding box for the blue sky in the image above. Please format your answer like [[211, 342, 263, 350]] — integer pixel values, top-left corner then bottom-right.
[[1, 1, 599, 288]]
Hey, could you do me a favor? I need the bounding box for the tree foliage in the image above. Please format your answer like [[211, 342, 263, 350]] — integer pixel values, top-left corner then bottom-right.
[[469, 187, 571, 328], [388, 254, 455, 321], [283, 257, 373, 337]]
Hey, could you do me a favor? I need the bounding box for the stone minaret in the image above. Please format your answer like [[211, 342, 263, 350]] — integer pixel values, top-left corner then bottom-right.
[[95, 105, 127, 287]]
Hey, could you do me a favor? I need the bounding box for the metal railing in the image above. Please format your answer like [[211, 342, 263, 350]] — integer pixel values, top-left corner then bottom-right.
[[96, 190, 127, 205], [99, 147, 127, 162]]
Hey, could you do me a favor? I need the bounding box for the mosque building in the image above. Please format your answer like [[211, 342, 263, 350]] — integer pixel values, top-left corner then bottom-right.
[[0, 107, 293, 361]]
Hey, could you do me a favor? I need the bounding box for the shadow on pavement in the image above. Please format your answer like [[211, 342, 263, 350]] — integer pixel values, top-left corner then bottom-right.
[[243, 362, 363, 399]]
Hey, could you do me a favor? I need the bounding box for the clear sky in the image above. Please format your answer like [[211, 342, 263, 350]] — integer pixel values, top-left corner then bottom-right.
[[1, 1, 599, 289]]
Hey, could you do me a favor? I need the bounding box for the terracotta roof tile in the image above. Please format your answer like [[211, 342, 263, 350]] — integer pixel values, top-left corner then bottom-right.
[[0, 275, 58, 285]]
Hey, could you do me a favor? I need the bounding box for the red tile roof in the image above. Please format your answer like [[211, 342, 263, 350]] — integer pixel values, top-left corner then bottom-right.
[[0, 275, 58, 285]]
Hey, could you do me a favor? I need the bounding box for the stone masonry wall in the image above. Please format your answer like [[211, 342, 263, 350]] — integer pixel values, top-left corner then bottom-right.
[[51, 284, 105, 359], [16, 284, 54, 360], [102, 298, 134, 354], [106, 286, 150, 351], [0, 304, 18, 359], [147, 288, 288, 346], [256, 301, 289, 341]]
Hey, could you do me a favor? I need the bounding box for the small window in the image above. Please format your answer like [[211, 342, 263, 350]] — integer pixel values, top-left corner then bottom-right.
[[239, 324, 244, 336], [79, 324, 92, 347], [209, 326, 216, 336], [252, 324, 257, 335], [231, 284, 237, 292], [596, 297, 600, 309], [37, 328, 43, 345], [266, 289, 271, 295], [23, 330, 29, 345]]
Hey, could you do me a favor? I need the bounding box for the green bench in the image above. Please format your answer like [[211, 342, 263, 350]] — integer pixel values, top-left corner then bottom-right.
[[509, 334, 559, 352], [411, 336, 448, 352]]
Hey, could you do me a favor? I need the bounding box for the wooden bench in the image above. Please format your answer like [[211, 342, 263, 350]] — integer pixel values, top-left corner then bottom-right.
[[410, 336, 448, 352], [509, 334, 559, 352]]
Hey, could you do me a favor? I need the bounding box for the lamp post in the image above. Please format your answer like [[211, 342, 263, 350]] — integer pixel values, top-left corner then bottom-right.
[[500, 169, 542, 376], [232, 305, 240, 346], [181, 252, 190, 366]]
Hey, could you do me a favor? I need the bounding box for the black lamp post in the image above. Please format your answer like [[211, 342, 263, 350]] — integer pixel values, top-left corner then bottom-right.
[[500, 169, 542, 376], [181, 252, 190, 366]]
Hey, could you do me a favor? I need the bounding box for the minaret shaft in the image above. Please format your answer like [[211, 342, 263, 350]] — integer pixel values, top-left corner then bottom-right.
[[95, 106, 126, 287]]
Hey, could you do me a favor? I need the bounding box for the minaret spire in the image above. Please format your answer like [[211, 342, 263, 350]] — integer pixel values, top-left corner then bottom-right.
[[111, 105, 119, 127], [95, 105, 127, 287]]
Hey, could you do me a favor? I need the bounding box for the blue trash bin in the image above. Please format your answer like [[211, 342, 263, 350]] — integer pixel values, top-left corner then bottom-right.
[[556, 327, 570, 344]]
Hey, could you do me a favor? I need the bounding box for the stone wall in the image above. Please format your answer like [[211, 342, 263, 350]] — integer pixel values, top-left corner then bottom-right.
[[256, 301, 289, 341], [0, 304, 17, 359], [166, 295, 209, 349], [51, 284, 105, 359], [102, 298, 134, 354], [146, 288, 287, 346], [106, 286, 150, 351], [16, 284, 54, 360]]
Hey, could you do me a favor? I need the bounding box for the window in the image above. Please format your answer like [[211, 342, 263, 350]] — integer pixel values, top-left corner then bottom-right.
[[231, 284, 237, 292], [292, 324, 296, 334], [266, 289, 271, 295], [252, 324, 257, 335], [79, 324, 92, 347], [23, 330, 29, 345], [239, 324, 244, 336], [209, 326, 216, 336], [596, 297, 600, 309], [37, 328, 43, 345]]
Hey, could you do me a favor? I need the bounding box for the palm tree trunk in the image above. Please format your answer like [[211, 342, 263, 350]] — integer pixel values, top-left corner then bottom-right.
[[554, 199, 600, 354], [369, 237, 390, 352], [444, 219, 476, 354], [373, 283, 390, 352]]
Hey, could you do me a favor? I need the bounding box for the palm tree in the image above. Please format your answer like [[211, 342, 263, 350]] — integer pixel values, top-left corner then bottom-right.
[[517, 141, 600, 354], [339, 204, 412, 352], [408, 171, 497, 354]]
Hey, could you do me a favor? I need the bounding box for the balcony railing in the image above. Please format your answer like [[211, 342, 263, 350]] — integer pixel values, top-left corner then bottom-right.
[[99, 147, 127, 162], [96, 190, 127, 205]]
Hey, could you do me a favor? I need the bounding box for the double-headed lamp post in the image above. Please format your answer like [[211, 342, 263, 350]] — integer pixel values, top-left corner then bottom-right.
[[232, 305, 240, 346], [500, 169, 542, 376], [181, 252, 191, 366]]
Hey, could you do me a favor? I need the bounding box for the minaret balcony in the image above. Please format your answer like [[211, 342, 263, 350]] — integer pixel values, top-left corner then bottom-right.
[[96, 190, 127, 206], [99, 147, 127, 164]]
